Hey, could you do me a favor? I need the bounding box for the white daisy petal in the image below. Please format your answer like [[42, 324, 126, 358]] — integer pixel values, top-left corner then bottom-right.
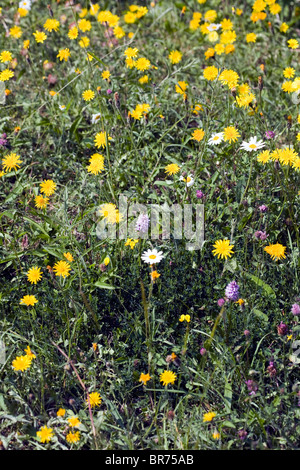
[[141, 249, 164, 264]]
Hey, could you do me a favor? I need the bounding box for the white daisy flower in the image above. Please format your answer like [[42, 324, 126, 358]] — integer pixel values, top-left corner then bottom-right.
[[141, 248, 164, 265], [59, 105, 66, 111], [19, 0, 32, 10], [91, 113, 101, 124], [208, 132, 224, 145], [240, 136, 265, 152], [180, 175, 194, 187], [207, 23, 221, 32]]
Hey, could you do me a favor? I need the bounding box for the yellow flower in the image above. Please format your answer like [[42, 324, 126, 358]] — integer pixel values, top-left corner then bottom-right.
[[179, 314, 191, 323], [78, 19, 92, 32], [10, 26, 22, 38], [135, 57, 151, 71], [94, 132, 112, 149], [220, 30, 236, 44], [205, 47, 215, 59], [27, 267, 43, 284], [212, 431, 220, 439], [43, 18, 60, 32], [40, 179, 56, 196], [150, 270, 160, 281], [99, 203, 122, 224], [57, 48, 70, 62], [24, 346, 36, 359], [203, 65, 218, 81], [214, 44, 225, 55], [102, 70, 110, 80], [37, 426, 54, 443], [12, 355, 32, 371], [204, 9, 217, 22], [82, 89, 95, 101], [35, 194, 49, 209], [164, 163, 180, 175], [283, 67, 295, 79], [264, 243, 286, 261], [169, 50, 182, 64], [279, 23, 289, 33], [104, 257, 110, 265], [257, 150, 271, 164], [159, 370, 177, 386], [79, 36, 90, 48], [2, 153, 22, 171], [282, 81, 293, 93], [269, 3, 281, 14], [23, 40, 30, 49], [246, 33, 257, 43], [68, 27, 78, 40], [64, 252, 74, 262], [124, 47, 139, 59], [0, 51, 12, 63], [203, 411, 216, 422], [218, 69, 239, 89], [86, 392, 102, 408], [139, 373, 151, 385], [212, 239, 234, 260], [66, 431, 80, 444], [192, 129, 205, 142], [87, 153, 105, 175], [67, 416, 81, 428], [288, 39, 299, 49], [223, 126, 240, 143], [33, 31, 47, 43], [0, 69, 14, 82], [124, 11, 137, 24], [221, 19, 233, 30], [53, 260, 71, 278], [20, 295, 38, 307], [57, 408, 66, 417], [114, 26, 125, 39], [139, 75, 149, 84]]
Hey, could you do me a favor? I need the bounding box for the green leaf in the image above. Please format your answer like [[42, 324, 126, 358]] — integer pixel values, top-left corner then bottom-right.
[[244, 272, 276, 299], [23, 216, 50, 240], [94, 281, 115, 290], [252, 308, 268, 323]]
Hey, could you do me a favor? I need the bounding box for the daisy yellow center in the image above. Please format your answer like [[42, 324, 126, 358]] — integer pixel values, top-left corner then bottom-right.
[[149, 254, 156, 259], [249, 144, 257, 149]]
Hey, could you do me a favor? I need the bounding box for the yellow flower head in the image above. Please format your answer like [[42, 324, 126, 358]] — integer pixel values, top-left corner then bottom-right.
[[12, 355, 32, 371], [53, 260, 71, 278], [27, 267, 43, 284], [139, 373, 151, 385], [82, 89, 95, 101], [87, 392, 102, 408], [66, 431, 80, 444], [2, 153, 22, 171], [264, 243, 286, 261], [37, 426, 54, 443], [164, 163, 180, 176], [94, 132, 112, 149], [160, 370, 177, 386], [169, 50, 182, 64], [203, 411, 216, 422], [212, 239, 234, 260], [57, 48, 70, 62], [40, 179, 56, 196], [20, 295, 38, 306], [192, 129, 205, 142]]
